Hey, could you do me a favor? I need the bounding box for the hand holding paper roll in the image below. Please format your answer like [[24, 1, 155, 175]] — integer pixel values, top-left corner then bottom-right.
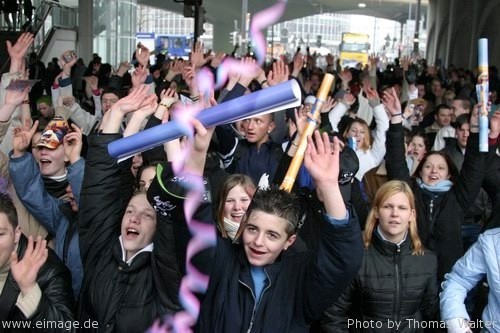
[[280, 73, 335, 192]]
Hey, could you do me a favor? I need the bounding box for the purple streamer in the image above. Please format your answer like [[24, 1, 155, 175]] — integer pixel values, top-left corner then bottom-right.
[[250, 0, 287, 64], [147, 2, 290, 332]]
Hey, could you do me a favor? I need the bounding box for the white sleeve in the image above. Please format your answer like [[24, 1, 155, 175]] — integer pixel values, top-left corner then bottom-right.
[[327, 103, 348, 132], [92, 93, 102, 116], [368, 103, 389, 165]]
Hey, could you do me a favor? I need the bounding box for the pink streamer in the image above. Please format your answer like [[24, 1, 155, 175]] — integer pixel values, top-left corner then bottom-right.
[[250, 0, 287, 64], [149, 2, 289, 332]]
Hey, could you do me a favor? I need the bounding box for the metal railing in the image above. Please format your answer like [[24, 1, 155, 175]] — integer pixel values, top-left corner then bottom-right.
[[32, 0, 79, 53]]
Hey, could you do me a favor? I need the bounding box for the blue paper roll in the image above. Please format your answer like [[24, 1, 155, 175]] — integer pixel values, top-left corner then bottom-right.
[[108, 80, 302, 159], [478, 39, 488, 68]]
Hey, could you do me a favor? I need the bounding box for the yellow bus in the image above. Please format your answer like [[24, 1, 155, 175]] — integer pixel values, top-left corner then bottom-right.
[[339, 33, 370, 68]]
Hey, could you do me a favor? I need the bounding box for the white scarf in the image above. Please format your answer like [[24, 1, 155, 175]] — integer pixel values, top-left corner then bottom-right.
[[223, 217, 240, 240]]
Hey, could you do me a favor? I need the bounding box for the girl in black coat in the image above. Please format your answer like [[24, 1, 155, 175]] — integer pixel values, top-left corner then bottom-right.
[[382, 88, 485, 280], [321, 181, 439, 333]]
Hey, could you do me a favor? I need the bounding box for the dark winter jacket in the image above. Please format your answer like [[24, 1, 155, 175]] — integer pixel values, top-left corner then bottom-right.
[[0, 235, 74, 332], [385, 123, 485, 279], [77, 134, 185, 333], [197, 207, 364, 333], [321, 231, 439, 333]]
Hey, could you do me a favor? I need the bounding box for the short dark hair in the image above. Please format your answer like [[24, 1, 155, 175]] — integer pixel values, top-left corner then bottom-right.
[[454, 113, 470, 130], [101, 88, 121, 99], [435, 104, 451, 115], [0, 193, 18, 229], [244, 187, 301, 237]]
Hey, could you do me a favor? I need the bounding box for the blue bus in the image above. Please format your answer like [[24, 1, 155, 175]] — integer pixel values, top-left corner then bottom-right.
[[156, 34, 193, 57], [136, 33, 193, 58]]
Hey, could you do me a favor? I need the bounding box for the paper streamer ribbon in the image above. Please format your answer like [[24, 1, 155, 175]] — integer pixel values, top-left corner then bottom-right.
[[148, 103, 216, 333], [477, 38, 489, 152], [145, 2, 291, 331], [108, 80, 302, 159], [249, 0, 287, 64]]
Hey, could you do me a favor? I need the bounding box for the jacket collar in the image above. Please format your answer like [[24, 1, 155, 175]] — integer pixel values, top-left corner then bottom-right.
[[112, 238, 153, 271], [371, 229, 412, 256], [236, 246, 283, 286]]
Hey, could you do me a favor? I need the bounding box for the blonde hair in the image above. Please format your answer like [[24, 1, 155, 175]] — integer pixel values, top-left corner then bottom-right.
[[343, 118, 371, 151], [363, 180, 424, 255]]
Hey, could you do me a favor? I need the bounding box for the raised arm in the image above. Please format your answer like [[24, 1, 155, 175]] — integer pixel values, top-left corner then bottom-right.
[[451, 105, 490, 211], [365, 86, 389, 164], [328, 94, 353, 132], [302, 131, 364, 319], [383, 88, 411, 183], [79, 86, 150, 264]]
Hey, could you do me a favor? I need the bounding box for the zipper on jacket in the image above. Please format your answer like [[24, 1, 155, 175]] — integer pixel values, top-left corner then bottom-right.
[[393, 246, 402, 333], [429, 199, 434, 220], [239, 269, 273, 333]]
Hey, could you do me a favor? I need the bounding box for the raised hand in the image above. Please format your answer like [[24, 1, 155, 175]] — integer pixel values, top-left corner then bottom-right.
[[292, 54, 305, 77], [112, 84, 151, 115], [237, 57, 261, 87], [136, 94, 158, 118], [295, 108, 319, 136], [88, 75, 99, 91], [190, 41, 210, 69], [160, 88, 179, 108], [61, 50, 77, 77], [169, 59, 185, 76], [131, 67, 148, 87], [342, 93, 356, 107], [326, 54, 334, 66], [368, 53, 379, 71], [136, 43, 151, 68], [364, 86, 380, 106], [401, 55, 411, 72], [304, 130, 340, 185], [10, 236, 48, 296], [382, 87, 402, 117], [63, 124, 83, 164], [7, 33, 34, 72], [267, 61, 289, 86], [116, 61, 130, 77], [321, 96, 336, 113], [182, 64, 199, 95], [12, 119, 39, 157], [210, 52, 226, 68]]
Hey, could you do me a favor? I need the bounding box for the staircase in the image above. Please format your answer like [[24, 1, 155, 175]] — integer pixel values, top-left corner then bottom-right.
[[0, 0, 78, 74]]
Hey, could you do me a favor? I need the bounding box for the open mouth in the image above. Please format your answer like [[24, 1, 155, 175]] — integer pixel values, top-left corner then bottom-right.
[[250, 248, 266, 256], [125, 228, 140, 239], [231, 213, 244, 222], [40, 158, 52, 165]]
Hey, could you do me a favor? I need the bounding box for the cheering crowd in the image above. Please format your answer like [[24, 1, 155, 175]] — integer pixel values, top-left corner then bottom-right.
[[0, 32, 499, 333]]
